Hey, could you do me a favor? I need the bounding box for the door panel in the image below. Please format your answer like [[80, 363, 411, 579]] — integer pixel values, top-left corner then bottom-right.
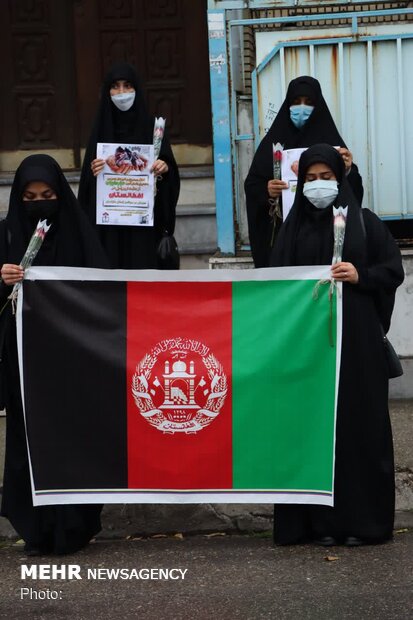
[[2, 0, 77, 159], [73, 0, 212, 149]]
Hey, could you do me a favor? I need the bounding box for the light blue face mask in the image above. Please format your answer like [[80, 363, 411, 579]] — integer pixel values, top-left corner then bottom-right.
[[289, 104, 314, 129], [303, 179, 338, 209]]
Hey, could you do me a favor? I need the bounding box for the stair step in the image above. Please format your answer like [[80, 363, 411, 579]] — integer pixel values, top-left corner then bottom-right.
[[179, 165, 214, 179]]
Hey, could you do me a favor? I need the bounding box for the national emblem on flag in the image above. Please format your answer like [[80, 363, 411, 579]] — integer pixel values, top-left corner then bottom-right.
[[132, 338, 227, 434]]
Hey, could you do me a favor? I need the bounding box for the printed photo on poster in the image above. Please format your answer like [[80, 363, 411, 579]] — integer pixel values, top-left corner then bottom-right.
[[96, 143, 155, 226], [281, 147, 307, 220]]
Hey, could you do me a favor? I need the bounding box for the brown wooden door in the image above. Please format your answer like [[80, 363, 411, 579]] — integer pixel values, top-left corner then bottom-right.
[[1, 0, 78, 163], [73, 0, 212, 149], [0, 0, 212, 170]]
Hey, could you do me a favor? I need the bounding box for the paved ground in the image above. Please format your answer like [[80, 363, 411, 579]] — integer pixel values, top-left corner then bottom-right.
[[0, 530, 412, 620]]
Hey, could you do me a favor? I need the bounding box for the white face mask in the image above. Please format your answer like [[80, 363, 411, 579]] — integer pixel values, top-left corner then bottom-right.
[[303, 179, 338, 209], [111, 92, 136, 112]]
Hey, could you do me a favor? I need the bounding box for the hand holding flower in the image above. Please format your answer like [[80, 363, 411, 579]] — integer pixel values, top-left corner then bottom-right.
[[268, 179, 288, 198], [331, 261, 359, 284], [151, 159, 169, 175], [1, 264, 24, 286]]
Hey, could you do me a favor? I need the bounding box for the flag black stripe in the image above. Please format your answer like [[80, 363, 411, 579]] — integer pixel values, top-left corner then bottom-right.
[[23, 280, 127, 489]]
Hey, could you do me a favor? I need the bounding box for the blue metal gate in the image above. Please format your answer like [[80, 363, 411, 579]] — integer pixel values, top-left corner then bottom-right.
[[207, 3, 413, 254]]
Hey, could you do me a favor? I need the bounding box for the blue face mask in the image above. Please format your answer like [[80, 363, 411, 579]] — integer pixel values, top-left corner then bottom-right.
[[289, 104, 314, 129]]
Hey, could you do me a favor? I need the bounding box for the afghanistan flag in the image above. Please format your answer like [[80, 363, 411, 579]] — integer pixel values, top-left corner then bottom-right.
[[17, 266, 341, 507]]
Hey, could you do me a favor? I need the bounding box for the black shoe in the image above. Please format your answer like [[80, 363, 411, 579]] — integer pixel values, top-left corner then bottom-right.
[[344, 536, 364, 547], [24, 543, 52, 556], [24, 546, 42, 557], [314, 536, 337, 547]]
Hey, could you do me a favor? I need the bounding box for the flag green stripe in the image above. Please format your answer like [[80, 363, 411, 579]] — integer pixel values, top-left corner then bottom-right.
[[232, 280, 337, 492]]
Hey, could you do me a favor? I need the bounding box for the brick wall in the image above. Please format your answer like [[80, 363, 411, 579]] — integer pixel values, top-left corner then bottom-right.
[[252, 2, 413, 28]]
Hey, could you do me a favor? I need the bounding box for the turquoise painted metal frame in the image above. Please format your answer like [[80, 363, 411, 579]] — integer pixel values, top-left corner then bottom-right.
[[208, 9, 236, 255]]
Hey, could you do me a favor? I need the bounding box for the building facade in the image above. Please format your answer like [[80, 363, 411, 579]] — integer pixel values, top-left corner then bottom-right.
[[0, 0, 212, 172]]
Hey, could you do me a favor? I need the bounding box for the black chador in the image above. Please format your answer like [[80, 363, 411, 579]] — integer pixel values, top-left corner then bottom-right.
[[78, 62, 180, 269], [270, 144, 404, 546], [0, 155, 107, 555], [245, 76, 363, 267]]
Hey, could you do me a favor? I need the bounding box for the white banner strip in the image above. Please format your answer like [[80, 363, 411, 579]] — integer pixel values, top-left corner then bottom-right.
[[24, 265, 332, 283], [33, 491, 333, 507]]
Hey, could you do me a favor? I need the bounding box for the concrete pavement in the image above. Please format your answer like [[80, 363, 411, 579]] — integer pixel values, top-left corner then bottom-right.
[[0, 531, 412, 620]]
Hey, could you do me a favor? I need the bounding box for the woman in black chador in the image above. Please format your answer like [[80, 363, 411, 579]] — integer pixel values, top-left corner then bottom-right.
[[245, 76, 364, 267], [0, 154, 107, 555], [270, 143, 404, 546], [78, 62, 180, 269]]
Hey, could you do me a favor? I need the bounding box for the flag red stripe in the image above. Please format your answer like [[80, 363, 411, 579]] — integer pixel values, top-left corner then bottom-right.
[[126, 281, 232, 489]]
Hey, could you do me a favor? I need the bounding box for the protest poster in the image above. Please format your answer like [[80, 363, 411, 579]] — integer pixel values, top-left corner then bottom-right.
[[96, 143, 155, 226]]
